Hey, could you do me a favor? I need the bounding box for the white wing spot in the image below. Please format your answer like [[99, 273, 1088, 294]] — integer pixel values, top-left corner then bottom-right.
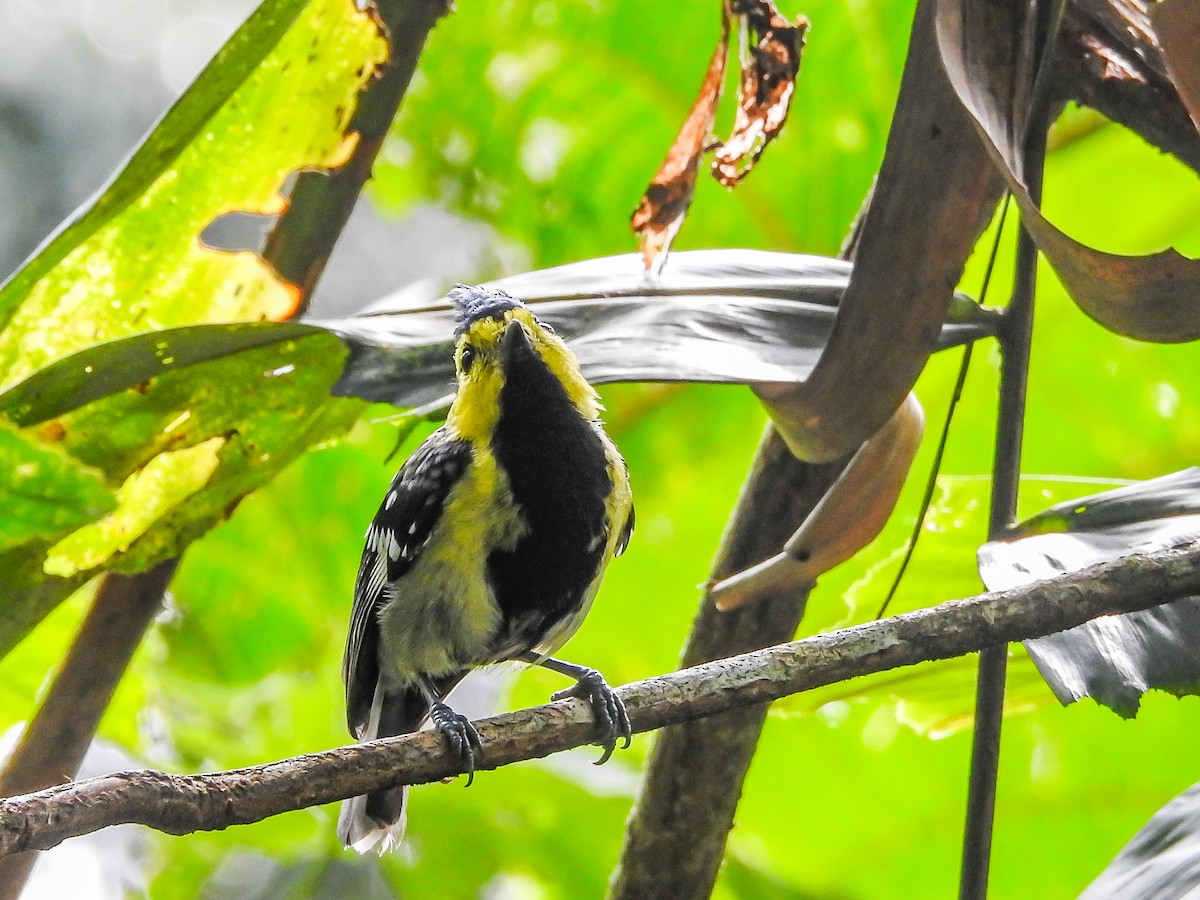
[[387, 533, 401, 561], [385, 491, 398, 510]]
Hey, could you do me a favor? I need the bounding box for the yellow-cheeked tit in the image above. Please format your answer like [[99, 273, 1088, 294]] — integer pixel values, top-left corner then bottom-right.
[[338, 285, 635, 854]]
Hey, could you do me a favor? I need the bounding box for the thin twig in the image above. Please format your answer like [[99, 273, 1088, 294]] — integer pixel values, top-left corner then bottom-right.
[[875, 196, 1011, 620], [2, 542, 1199, 858]]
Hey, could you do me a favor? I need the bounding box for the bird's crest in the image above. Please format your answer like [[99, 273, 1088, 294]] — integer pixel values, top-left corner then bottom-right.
[[449, 284, 524, 337]]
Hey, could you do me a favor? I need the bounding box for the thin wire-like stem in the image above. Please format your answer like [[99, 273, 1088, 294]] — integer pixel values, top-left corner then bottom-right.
[[875, 197, 1011, 620], [959, 9, 1058, 893]]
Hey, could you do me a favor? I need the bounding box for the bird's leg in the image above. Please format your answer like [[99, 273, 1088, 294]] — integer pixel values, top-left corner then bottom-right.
[[420, 682, 483, 786], [519, 653, 631, 765]]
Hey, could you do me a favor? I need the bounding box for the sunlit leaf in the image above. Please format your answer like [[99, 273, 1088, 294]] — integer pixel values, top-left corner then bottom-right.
[[0, 0, 386, 387], [0, 330, 363, 654], [44, 438, 225, 577]]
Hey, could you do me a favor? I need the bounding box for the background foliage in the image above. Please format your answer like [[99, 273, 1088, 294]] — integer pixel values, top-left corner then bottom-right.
[[2, 0, 1200, 897]]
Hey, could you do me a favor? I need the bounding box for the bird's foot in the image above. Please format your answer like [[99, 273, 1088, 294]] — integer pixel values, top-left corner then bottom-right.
[[551, 668, 632, 765], [429, 701, 483, 786]]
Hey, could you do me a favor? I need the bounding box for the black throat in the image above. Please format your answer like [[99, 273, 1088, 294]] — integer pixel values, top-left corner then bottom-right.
[[487, 337, 611, 642]]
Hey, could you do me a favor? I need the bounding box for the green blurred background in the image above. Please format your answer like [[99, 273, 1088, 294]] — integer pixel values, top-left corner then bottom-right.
[[3, 0, 1200, 896]]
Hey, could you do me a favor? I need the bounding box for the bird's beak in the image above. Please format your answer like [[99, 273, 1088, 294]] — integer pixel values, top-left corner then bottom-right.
[[500, 317, 531, 360]]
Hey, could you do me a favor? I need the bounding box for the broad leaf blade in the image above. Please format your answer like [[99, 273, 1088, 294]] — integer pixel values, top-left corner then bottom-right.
[[979, 470, 1200, 717], [0, 329, 362, 655], [0, 0, 389, 655], [326, 249, 998, 407], [1080, 782, 1200, 899], [0, 323, 320, 427]]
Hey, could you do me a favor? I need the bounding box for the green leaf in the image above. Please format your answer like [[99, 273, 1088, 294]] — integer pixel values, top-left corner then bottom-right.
[[0, 420, 116, 552], [0, 0, 388, 654], [0, 0, 387, 390], [0, 330, 363, 654], [44, 437, 225, 577]]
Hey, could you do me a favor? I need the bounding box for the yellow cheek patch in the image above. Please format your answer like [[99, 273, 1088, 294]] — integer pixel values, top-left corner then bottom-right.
[[446, 305, 602, 444]]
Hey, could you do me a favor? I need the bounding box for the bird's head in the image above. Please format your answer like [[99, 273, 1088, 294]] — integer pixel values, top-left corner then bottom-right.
[[445, 285, 599, 442]]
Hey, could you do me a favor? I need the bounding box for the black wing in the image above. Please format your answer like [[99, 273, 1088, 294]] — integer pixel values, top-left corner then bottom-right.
[[343, 429, 473, 737]]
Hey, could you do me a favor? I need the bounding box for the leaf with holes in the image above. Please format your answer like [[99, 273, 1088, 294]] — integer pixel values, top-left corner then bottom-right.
[[0, 0, 387, 392]]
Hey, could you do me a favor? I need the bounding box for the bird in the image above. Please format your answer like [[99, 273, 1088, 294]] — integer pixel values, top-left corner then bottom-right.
[[337, 284, 635, 854]]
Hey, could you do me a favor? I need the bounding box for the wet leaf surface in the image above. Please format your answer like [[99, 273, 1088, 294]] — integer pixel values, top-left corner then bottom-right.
[[979, 470, 1200, 716]]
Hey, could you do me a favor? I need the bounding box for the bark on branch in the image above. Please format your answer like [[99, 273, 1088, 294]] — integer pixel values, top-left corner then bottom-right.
[[2, 543, 1199, 858]]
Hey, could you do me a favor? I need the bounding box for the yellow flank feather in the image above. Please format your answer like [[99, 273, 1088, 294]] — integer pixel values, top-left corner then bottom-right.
[[376, 447, 524, 683]]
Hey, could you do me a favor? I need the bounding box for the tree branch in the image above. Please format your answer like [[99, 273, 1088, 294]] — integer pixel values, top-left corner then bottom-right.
[[2, 543, 1198, 858]]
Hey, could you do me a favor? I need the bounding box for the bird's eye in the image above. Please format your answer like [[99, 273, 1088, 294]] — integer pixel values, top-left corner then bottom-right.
[[459, 345, 476, 373]]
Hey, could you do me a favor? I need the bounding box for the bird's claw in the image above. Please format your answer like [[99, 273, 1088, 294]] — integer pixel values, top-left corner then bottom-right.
[[551, 668, 631, 765], [429, 701, 483, 786]]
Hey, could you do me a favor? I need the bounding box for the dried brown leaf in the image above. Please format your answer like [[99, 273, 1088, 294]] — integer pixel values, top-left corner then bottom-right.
[[753, 0, 1001, 463], [708, 392, 924, 610], [712, 1, 809, 187], [630, 18, 729, 272]]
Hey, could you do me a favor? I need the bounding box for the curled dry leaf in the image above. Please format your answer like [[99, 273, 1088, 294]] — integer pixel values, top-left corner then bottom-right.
[[750, 0, 1002, 464], [936, 0, 1200, 343], [708, 392, 924, 611], [711, 0, 809, 187], [630, 18, 729, 272], [630, 0, 809, 271]]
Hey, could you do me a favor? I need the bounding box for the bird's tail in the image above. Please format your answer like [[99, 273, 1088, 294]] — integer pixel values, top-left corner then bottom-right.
[[338, 684, 429, 855]]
